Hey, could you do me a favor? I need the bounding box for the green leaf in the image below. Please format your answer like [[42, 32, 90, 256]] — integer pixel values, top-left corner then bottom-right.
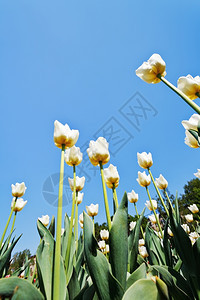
[[109, 192, 128, 289], [163, 220, 172, 267], [174, 192, 180, 224], [126, 263, 147, 290], [48, 216, 55, 238], [67, 267, 80, 300], [122, 279, 161, 300], [145, 226, 165, 266], [83, 212, 124, 300], [155, 277, 169, 300], [0, 277, 44, 299]]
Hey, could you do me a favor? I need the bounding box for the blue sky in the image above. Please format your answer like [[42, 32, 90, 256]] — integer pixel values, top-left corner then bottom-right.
[[0, 0, 200, 254]]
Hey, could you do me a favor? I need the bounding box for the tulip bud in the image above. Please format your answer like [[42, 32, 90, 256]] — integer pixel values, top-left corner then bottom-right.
[[68, 176, 85, 192], [136, 171, 151, 187], [64, 146, 83, 166], [184, 130, 199, 148], [188, 204, 199, 214], [102, 244, 109, 254], [127, 190, 138, 203], [79, 220, 83, 229], [98, 240, 106, 250], [11, 182, 27, 198], [100, 229, 109, 240], [38, 215, 50, 227], [185, 214, 193, 223], [137, 152, 153, 169], [138, 246, 148, 258], [79, 212, 84, 224], [189, 231, 199, 240], [103, 164, 120, 189], [167, 227, 173, 237], [136, 53, 166, 84], [54, 120, 79, 149], [177, 75, 200, 100], [87, 137, 110, 166], [194, 169, 200, 178], [139, 239, 145, 246], [148, 213, 159, 224], [129, 221, 136, 231], [145, 200, 157, 211], [11, 198, 27, 212], [75, 192, 84, 205], [182, 115, 200, 148], [181, 223, 190, 234], [155, 174, 168, 190], [86, 204, 99, 217]]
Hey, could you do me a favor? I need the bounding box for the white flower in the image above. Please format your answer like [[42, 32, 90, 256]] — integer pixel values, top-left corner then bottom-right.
[[145, 200, 157, 211], [69, 217, 75, 226], [194, 169, 200, 179], [136, 53, 166, 84], [54, 120, 79, 149], [181, 224, 190, 234], [100, 229, 109, 240], [148, 213, 159, 224], [127, 190, 138, 203], [79, 212, 84, 224], [61, 228, 65, 236], [11, 182, 27, 198], [86, 204, 99, 217], [190, 236, 196, 245], [98, 240, 106, 249], [139, 239, 145, 246], [64, 146, 83, 166], [188, 204, 199, 214], [102, 244, 109, 254], [182, 114, 200, 132], [87, 137, 110, 166], [103, 164, 120, 189], [68, 176, 85, 192], [75, 192, 84, 205], [167, 227, 173, 237], [79, 220, 83, 229], [38, 215, 50, 227], [137, 152, 153, 169], [137, 171, 151, 187], [155, 174, 168, 190], [184, 130, 199, 148], [189, 232, 199, 240], [11, 198, 27, 212], [177, 75, 200, 100], [139, 246, 148, 258], [185, 214, 193, 223], [129, 221, 136, 231]]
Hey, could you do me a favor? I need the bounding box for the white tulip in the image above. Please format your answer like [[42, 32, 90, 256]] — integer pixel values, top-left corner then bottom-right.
[[11, 182, 27, 198], [167, 227, 173, 237], [103, 164, 120, 189], [79, 220, 83, 229], [54, 120, 79, 149], [137, 152, 153, 169], [136, 53, 166, 84], [127, 190, 138, 203], [148, 213, 159, 224], [184, 130, 199, 148], [182, 114, 200, 132], [61, 228, 65, 236], [98, 240, 106, 249], [137, 171, 151, 187], [38, 215, 50, 227], [190, 236, 196, 245], [64, 146, 83, 166], [181, 223, 190, 234], [86, 204, 99, 217], [75, 192, 84, 205], [87, 137, 110, 166], [102, 244, 109, 254], [68, 176, 85, 192], [189, 232, 199, 240], [185, 214, 193, 223], [129, 221, 136, 231], [11, 198, 27, 212], [155, 174, 168, 190], [138, 246, 148, 258], [145, 200, 157, 211], [177, 75, 200, 100], [188, 204, 199, 214], [139, 239, 145, 246], [194, 169, 200, 179], [79, 212, 84, 224], [100, 229, 109, 240]]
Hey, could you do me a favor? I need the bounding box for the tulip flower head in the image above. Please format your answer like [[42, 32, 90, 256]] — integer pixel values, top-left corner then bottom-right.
[[194, 169, 200, 179], [75, 192, 84, 205], [11, 182, 27, 198], [103, 164, 120, 189], [137, 171, 151, 187], [184, 130, 199, 148], [98, 240, 106, 250], [177, 75, 200, 100], [127, 190, 138, 203], [188, 204, 199, 214], [68, 176, 85, 192], [185, 214, 193, 223], [86, 204, 99, 217], [181, 223, 190, 234], [137, 152, 153, 169], [129, 221, 136, 231], [100, 229, 109, 240], [11, 198, 27, 212], [61, 228, 65, 236], [148, 213, 159, 224], [182, 114, 200, 148], [139, 246, 148, 258], [87, 137, 110, 166], [136, 53, 166, 84], [189, 231, 199, 240], [54, 120, 79, 149], [155, 174, 168, 190], [139, 239, 145, 246], [79, 212, 84, 224], [167, 227, 173, 237], [102, 244, 110, 254], [145, 200, 157, 211], [38, 215, 50, 227], [79, 220, 83, 229], [64, 146, 83, 166]]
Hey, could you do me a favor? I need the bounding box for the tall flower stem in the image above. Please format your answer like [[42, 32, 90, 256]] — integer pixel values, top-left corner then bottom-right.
[[99, 162, 112, 230], [134, 203, 145, 239], [53, 144, 65, 300], [0, 197, 17, 248], [74, 191, 79, 251], [65, 164, 76, 279], [9, 212, 17, 242], [146, 187, 163, 238], [92, 216, 95, 236], [112, 184, 118, 210], [148, 169, 169, 216], [164, 189, 174, 213], [157, 74, 200, 115]]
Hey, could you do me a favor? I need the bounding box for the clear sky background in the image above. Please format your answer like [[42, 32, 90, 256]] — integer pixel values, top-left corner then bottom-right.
[[0, 0, 200, 254]]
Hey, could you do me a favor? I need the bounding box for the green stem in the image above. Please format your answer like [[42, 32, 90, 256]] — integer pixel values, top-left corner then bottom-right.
[[53, 144, 65, 300], [65, 164, 76, 281], [158, 74, 200, 115], [112, 184, 119, 210], [164, 189, 174, 213], [146, 187, 163, 238], [92, 216, 95, 236], [148, 169, 169, 216], [9, 212, 17, 240], [74, 191, 79, 252], [134, 203, 145, 239], [0, 197, 17, 248], [99, 162, 112, 230]]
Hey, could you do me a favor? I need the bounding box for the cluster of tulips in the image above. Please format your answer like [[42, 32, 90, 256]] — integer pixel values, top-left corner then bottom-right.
[[0, 54, 199, 299]]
